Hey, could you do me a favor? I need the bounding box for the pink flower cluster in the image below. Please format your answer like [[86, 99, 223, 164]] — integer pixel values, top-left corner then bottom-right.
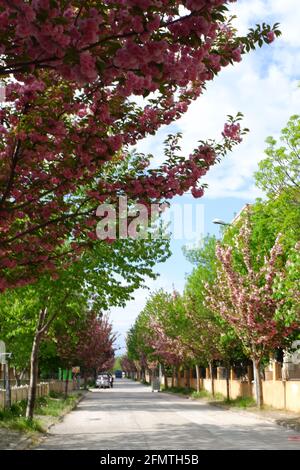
[[0, 0, 276, 90], [0, 1, 278, 291], [206, 213, 296, 361], [222, 122, 242, 142]]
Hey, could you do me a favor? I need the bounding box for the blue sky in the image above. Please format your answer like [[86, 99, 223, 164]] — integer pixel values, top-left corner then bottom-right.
[[111, 0, 300, 353]]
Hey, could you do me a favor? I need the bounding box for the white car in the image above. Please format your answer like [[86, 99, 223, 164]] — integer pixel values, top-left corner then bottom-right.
[[96, 374, 111, 389]]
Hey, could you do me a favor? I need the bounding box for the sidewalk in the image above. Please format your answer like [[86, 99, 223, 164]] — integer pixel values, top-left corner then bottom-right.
[[0, 427, 33, 450], [0, 390, 86, 450], [207, 398, 300, 433], [163, 389, 300, 434], [233, 407, 300, 433]]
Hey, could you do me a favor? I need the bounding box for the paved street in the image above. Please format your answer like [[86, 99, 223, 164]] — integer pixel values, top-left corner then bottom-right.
[[37, 379, 300, 450]]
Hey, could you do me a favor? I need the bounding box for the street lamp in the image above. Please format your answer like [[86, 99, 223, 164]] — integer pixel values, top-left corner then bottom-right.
[[0, 341, 12, 409], [212, 218, 231, 226]]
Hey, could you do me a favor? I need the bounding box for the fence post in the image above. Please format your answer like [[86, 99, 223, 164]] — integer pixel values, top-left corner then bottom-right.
[[183, 369, 188, 388], [273, 361, 282, 381], [247, 365, 253, 382]]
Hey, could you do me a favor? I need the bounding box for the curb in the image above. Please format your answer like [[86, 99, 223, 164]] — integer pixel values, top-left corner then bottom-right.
[[275, 419, 300, 433], [45, 390, 88, 434], [162, 391, 191, 400], [13, 434, 34, 451]]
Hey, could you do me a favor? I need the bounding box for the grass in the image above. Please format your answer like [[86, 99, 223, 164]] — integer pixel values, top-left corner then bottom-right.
[[0, 392, 82, 434], [163, 386, 215, 399], [0, 400, 44, 433], [191, 389, 212, 399], [163, 386, 255, 408], [34, 393, 80, 417], [214, 392, 225, 401], [49, 390, 63, 399], [220, 396, 257, 408], [162, 386, 195, 395], [141, 379, 151, 386]]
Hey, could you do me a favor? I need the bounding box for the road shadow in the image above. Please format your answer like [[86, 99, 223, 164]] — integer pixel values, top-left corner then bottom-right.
[[35, 380, 300, 450], [36, 419, 300, 450]]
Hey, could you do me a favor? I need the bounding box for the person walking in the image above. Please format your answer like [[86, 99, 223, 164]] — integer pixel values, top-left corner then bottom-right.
[[109, 374, 114, 388]]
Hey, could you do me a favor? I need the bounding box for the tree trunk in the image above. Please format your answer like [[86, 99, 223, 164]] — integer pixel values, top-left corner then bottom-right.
[[226, 366, 230, 402], [64, 369, 69, 399], [161, 364, 168, 389], [16, 368, 27, 387], [253, 359, 263, 408], [186, 368, 191, 389], [172, 367, 175, 388], [176, 367, 180, 387], [164, 374, 168, 389], [26, 332, 41, 419], [209, 361, 215, 397], [195, 365, 201, 393], [14, 368, 21, 387], [20, 368, 27, 383]]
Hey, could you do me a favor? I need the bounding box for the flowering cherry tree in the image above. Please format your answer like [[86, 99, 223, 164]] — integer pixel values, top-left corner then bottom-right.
[[120, 356, 137, 378], [206, 213, 298, 407], [57, 313, 116, 390], [126, 310, 154, 380], [149, 318, 187, 383], [0, 1, 277, 83], [73, 313, 116, 385], [144, 290, 193, 387], [0, 1, 279, 290]]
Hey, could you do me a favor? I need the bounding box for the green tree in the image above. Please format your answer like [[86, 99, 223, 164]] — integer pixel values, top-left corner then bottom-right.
[[274, 242, 300, 325], [0, 235, 169, 418], [184, 236, 245, 397], [127, 308, 154, 381], [206, 215, 298, 407], [254, 115, 300, 200], [183, 235, 218, 313]]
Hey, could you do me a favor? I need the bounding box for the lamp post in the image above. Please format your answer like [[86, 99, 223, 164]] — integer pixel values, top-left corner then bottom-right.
[[212, 218, 231, 226], [4, 353, 12, 408], [0, 340, 12, 409], [213, 218, 231, 237]]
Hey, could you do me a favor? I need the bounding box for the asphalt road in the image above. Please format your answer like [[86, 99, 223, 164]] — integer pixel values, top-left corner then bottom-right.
[[36, 378, 300, 450]]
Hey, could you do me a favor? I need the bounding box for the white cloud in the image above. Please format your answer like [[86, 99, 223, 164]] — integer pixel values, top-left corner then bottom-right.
[[134, 0, 300, 199], [232, 0, 300, 48]]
